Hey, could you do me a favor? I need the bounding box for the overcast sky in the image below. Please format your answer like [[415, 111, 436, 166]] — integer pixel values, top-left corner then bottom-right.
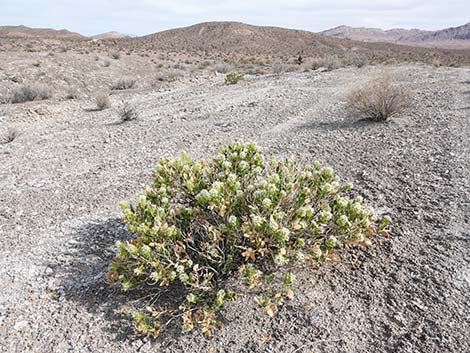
[[0, 0, 468, 36]]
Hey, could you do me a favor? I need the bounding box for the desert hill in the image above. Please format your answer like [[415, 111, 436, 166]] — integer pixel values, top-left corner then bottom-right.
[[0, 25, 84, 39], [321, 23, 470, 49], [321, 25, 426, 42], [139, 21, 340, 56], [1, 21, 469, 66], [136, 21, 470, 65]]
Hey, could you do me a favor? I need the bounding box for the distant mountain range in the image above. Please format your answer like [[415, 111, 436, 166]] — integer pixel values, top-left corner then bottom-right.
[[1, 22, 469, 50], [90, 31, 130, 40], [0, 25, 84, 39], [0, 25, 129, 40], [321, 23, 470, 49]]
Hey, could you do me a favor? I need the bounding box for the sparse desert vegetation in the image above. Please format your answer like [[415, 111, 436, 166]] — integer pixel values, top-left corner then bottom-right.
[[111, 77, 137, 90], [346, 75, 411, 121], [117, 99, 138, 122], [0, 127, 20, 144], [110, 51, 121, 60], [95, 92, 111, 110], [9, 84, 52, 103], [224, 71, 245, 84]]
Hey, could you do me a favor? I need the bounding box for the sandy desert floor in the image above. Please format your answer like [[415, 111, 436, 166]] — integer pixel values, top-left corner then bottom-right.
[[0, 63, 469, 352]]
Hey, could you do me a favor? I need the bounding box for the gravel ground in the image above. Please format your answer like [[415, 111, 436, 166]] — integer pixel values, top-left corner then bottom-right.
[[0, 64, 469, 353]]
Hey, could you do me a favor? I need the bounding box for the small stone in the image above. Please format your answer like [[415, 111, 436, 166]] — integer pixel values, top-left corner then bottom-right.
[[14, 320, 28, 331]]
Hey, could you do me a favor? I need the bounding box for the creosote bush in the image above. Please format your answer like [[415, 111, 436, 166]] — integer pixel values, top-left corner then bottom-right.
[[215, 64, 233, 74], [324, 55, 342, 71], [10, 84, 52, 104], [112, 78, 136, 90], [346, 75, 411, 121], [224, 71, 245, 85], [0, 128, 21, 144], [110, 51, 121, 60], [108, 141, 390, 338]]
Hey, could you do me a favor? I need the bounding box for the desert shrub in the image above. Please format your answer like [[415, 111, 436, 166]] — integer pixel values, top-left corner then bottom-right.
[[117, 100, 138, 122], [346, 75, 411, 121], [112, 78, 136, 90], [95, 93, 111, 110], [103, 60, 111, 67], [225, 71, 245, 85], [0, 94, 9, 104], [382, 58, 396, 65], [108, 141, 390, 338], [346, 55, 369, 68], [310, 58, 323, 70], [324, 55, 342, 71], [65, 88, 79, 100], [153, 71, 180, 84], [110, 51, 121, 60], [198, 60, 212, 69], [272, 63, 288, 74], [285, 65, 299, 73], [0, 128, 20, 144], [215, 64, 233, 74], [10, 84, 51, 104], [431, 57, 442, 67]]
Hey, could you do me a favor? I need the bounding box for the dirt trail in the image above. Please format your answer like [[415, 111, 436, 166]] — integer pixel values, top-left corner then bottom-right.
[[0, 64, 469, 353]]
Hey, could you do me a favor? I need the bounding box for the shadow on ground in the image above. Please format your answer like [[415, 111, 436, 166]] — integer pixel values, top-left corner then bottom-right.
[[52, 218, 195, 344], [297, 117, 377, 132], [53, 218, 137, 341]]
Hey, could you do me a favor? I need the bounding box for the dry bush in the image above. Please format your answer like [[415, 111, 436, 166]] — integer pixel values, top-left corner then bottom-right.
[[95, 93, 111, 110], [65, 89, 79, 100], [323, 55, 342, 71], [110, 51, 121, 60], [112, 78, 136, 90], [0, 128, 20, 144], [272, 63, 288, 74], [215, 63, 233, 74], [103, 60, 111, 67], [346, 75, 411, 121], [10, 84, 52, 104], [311, 58, 323, 70], [431, 57, 442, 67], [153, 71, 180, 84], [285, 65, 298, 73], [118, 100, 138, 122], [0, 94, 9, 104], [346, 54, 369, 68], [198, 60, 212, 69]]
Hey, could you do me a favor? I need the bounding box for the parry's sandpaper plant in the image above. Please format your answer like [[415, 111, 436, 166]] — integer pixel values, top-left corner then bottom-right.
[[108, 141, 390, 337]]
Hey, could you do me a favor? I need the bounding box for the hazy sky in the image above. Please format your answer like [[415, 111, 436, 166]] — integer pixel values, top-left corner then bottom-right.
[[0, 0, 468, 36]]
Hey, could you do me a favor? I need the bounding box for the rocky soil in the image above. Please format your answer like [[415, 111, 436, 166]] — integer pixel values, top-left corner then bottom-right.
[[0, 64, 469, 353]]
